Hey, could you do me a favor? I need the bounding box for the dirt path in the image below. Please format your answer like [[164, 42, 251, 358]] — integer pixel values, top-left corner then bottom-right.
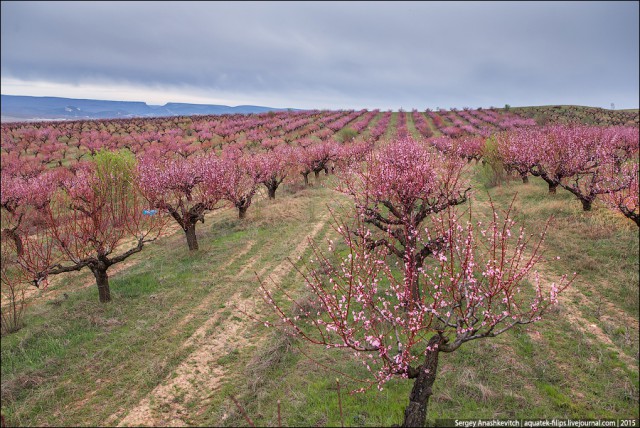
[[115, 214, 330, 427], [97, 238, 255, 426], [169, 239, 256, 332]]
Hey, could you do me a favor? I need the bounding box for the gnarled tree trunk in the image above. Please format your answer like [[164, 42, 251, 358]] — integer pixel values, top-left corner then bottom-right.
[[1, 228, 23, 257], [267, 184, 277, 199], [236, 196, 252, 219], [238, 205, 249, 219], [619, 206, 639, 226], [531, 170, 558, 194], [90, 264, 111, 303], [402, 335, 441, 427], [580, 198, 593, 211], [184, 223, 199, 251]]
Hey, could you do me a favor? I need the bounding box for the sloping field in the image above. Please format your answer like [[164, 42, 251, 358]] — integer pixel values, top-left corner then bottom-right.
[[1, 107, 638, 426], [2, 171, 637, 427]]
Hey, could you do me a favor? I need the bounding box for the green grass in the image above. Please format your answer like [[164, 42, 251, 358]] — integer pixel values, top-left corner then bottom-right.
[[1, 163, 638, 426], [214, 169, 638, 427], [0, 184, 338, 426]]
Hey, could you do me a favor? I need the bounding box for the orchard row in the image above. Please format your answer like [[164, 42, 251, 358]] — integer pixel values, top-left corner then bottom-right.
[[2, 107, 546, 173], [2, 119, 637, 309]]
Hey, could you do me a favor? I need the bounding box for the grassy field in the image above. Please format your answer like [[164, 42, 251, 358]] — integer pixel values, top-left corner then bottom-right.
[[1, 155, 638, 426]]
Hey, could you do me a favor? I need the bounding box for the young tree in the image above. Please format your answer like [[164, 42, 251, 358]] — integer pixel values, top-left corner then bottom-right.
[[137, 153, 225, 251], [1, 236, 30, 334], [333, 140, 374, 173], [308, 141, 339, 178], [254, 145, 293, 199], [1, 169, 60, 257], [494, 129, 539, 184], [1, 173, 60, 333], [555, 126, 636, 211], [528, 126, 579, 194], [338, 138, 470, 303], [292, 141, 315, 186], [602, 160, 639, 226], [220, 148, 262, 219], [2, 172, 32, 257], [258, 201, 572, 427], [32, 151, 168, 302], [453, 135, 485, 164]]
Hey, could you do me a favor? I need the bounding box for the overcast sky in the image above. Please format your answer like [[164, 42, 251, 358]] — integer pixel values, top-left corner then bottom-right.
[[1, 1, 638, 110]]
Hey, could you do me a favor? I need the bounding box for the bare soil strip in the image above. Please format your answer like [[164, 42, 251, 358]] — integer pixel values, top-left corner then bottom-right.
[[116, 215, 329, 427], [99, 239, 256, 426]]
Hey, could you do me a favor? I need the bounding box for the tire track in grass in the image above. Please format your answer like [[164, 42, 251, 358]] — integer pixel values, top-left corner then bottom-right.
[[532, 266, 638, 373], [558, 284, 638, 372], [466, 193, 638, 372], [116, 214, 330, 427], [169, 239, 257, 332], [86, 238, 256, 426]]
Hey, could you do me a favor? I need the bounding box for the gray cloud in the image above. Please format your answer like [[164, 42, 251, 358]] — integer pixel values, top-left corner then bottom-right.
[[1, 1, 638, 109]]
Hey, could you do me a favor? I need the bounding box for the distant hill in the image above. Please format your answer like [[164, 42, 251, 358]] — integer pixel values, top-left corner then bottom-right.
[[512, 104, 638, 127], [0, 95, 292, 122]]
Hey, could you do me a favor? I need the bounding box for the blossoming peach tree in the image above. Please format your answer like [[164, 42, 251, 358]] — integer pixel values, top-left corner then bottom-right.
[[255, 139, 573, 427]]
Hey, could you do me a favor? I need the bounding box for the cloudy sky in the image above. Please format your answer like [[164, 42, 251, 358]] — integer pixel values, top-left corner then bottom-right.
[[1, 1, 638, 110]]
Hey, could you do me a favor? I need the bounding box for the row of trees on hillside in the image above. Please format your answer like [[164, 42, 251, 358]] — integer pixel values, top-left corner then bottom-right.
[[1, 138, 374, 311], [493, 125, 639, 218], [427, 125, 639, 222]]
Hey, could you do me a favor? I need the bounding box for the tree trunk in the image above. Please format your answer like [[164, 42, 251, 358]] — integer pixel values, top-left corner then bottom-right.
[[302, 172, 310, 186], [267, 185, 277, 199], [402, 336, 441, 427], [185, 223, 199, 251], [238, 205, 248, 219], [537, 174, 558, 194], [406, 258, 421, 306], [581, 198, 592, 211], [91, 265, 111, 303], [2, 228, 23, 257], [520, 172, 529, 184], [314, 170, 320, 179]]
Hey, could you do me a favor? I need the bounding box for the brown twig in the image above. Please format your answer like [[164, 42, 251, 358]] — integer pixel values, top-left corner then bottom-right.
[[277, 399, 282, 427], [336, 378, 344, 428], [229, 394, 255, 427]]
